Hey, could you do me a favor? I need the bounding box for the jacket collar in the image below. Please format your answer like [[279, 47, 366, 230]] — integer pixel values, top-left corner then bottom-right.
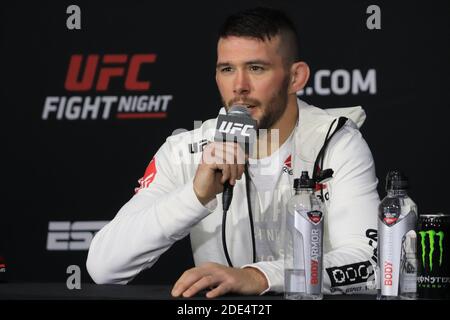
[[214, 98, 366, 166]]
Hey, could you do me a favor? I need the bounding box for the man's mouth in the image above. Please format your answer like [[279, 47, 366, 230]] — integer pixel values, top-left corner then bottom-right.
[[244, 105, 258, 117], [233, 103, 256, 109]]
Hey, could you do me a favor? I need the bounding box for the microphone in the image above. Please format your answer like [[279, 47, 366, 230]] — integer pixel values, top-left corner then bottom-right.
[[214, 105, 257, 212]]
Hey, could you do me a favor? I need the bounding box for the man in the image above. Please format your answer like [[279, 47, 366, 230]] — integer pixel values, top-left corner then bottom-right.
[[87, 7, 379, 298]]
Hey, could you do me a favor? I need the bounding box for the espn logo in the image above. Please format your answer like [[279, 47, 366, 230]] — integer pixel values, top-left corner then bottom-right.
[[46, 221, 109, 251]]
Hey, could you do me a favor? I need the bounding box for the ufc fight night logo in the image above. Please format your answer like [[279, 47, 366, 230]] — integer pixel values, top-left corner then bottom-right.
[[42, 54, 173, 120], [46, 221, 109, 250], [65, 54, 156, 91]]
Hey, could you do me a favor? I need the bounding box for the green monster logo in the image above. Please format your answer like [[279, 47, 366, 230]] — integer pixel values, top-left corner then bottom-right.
[[419, 230, 444, 271]]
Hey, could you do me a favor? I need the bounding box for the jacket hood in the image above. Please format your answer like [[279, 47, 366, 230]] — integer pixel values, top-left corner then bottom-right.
[[295, 99, 366, 164]]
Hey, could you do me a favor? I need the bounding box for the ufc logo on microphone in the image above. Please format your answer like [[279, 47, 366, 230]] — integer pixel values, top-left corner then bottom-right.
[[218, 121, 254, 136], [65, 54, 156, 91]]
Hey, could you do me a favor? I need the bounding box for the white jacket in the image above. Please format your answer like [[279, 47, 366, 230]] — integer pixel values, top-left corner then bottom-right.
[[87, 99, 380, 295]]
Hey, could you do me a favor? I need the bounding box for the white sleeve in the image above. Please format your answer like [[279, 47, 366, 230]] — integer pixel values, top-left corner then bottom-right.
[[243, 126, 379, 295], [86, 140, 217, 284], [321, 125, 379, 294], [241, 260, 284, 294]]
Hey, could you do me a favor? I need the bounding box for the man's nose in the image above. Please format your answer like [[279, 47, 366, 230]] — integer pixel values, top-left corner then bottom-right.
[[233, 70, 250, 95]]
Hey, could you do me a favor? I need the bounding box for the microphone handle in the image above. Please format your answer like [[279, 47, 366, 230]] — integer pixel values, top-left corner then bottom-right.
[[222, 181, 234, 212]]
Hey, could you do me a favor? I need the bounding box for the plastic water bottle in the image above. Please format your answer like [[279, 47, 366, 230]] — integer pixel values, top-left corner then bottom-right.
[[377, 170, 418, 300], [284, 171, 325, 300]]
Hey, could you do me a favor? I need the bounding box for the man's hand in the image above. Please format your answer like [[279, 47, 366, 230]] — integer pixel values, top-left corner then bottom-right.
[[193, 142, 247, 206], [171, 262, 268, 298]]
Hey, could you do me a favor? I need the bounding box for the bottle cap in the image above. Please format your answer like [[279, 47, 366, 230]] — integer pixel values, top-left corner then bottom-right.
[[385, 170, 409, 190], [294, 171, 316, 190]]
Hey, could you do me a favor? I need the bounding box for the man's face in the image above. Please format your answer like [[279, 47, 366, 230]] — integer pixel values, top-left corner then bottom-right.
[[216, 35, 291, 130]]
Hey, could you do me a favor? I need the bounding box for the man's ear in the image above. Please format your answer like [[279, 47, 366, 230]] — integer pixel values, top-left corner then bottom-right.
[[289, 62, 310, 94]]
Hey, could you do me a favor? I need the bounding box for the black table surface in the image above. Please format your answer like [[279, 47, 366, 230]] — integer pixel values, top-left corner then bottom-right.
[[0, 283, 376, 300]]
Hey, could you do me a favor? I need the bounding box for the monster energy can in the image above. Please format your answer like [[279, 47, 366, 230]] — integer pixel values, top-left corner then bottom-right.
[[417, 213, 450, 299]]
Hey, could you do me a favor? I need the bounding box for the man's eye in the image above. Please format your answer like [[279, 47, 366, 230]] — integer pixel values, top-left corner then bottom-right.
[[220, 67, 233, 73], [249, 65, 264, 72]]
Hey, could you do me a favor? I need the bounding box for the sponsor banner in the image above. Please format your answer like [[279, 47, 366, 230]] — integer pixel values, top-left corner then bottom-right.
[[297, 69, 377, 96], [42, 54, 173, 120], [47, 221, 109, 251]]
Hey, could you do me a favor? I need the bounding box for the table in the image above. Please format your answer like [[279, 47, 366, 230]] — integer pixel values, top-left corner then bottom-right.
[[1, 283, 439, 320], [0, 283, 376, 300]]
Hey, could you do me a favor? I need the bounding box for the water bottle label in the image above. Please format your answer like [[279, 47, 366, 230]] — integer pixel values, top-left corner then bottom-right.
[[382, 208, 400, 226], [307, 210, 323, 224]]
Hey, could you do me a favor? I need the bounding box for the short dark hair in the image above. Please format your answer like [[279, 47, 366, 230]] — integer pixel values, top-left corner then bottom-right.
[[218, 7, 300, 64]]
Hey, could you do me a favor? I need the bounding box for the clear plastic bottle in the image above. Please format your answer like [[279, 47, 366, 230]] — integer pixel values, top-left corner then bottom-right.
[[377, 170, 418, 300], [284, 171, 324, 300]]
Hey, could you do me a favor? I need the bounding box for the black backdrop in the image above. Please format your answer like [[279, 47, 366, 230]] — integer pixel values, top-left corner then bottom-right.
[[2, 0, 449, 285]]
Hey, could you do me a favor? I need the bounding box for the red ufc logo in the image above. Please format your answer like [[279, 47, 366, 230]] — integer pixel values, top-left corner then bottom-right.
[[65, 54, 156, 91]]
